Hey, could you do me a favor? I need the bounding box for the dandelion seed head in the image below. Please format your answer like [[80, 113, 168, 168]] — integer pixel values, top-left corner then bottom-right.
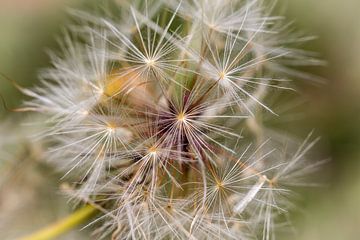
[[23, 0, 326, 239]]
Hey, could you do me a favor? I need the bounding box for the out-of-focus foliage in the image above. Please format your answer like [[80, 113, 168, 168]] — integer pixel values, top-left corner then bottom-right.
[[278, 1, 360, 240]]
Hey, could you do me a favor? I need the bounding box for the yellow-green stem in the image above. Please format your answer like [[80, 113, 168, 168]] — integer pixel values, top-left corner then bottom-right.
[[18, 204, 98, 240]]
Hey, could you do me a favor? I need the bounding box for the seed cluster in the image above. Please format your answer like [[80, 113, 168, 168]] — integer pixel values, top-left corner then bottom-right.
[[23, 0, 324, 239]]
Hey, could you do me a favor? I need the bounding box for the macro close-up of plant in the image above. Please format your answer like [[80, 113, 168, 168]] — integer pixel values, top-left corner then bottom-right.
[[1, 0, 360, 240]]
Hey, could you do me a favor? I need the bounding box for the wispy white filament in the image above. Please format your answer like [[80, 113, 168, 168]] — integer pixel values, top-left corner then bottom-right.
[[21, 0, 325, 239]]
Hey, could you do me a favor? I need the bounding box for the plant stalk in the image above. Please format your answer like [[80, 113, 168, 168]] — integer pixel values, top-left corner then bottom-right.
[[18, 204, 98, 240]]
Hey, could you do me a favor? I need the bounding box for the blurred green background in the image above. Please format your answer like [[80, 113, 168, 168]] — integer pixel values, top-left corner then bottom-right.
[[0, 0, 359, 239]]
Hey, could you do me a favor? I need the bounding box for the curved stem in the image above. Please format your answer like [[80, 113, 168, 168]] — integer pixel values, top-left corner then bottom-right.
[[18, 204, 98, 240]]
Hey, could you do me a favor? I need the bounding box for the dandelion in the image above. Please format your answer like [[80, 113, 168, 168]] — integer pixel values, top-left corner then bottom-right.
[[18, 0, 326, 239]]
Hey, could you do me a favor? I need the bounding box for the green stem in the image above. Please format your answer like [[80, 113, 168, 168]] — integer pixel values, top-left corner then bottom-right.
[[18, 204, 98, 240]]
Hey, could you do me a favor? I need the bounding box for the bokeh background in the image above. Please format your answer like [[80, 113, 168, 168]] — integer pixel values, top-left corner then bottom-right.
[[0, 0, 359, 239]]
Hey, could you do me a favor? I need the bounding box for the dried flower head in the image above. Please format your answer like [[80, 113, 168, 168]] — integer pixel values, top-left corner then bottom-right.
[[23, 0, 325, 239]]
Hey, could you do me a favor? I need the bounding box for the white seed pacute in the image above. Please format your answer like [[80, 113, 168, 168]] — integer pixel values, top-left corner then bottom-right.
[[23, 0, 325, 239]]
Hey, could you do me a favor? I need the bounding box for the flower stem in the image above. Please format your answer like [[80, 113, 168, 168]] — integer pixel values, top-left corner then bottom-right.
[[18, 204, 98, 240]]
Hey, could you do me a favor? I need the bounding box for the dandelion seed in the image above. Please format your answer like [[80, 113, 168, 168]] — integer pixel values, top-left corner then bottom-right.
[[23, 0, 325, 239]]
